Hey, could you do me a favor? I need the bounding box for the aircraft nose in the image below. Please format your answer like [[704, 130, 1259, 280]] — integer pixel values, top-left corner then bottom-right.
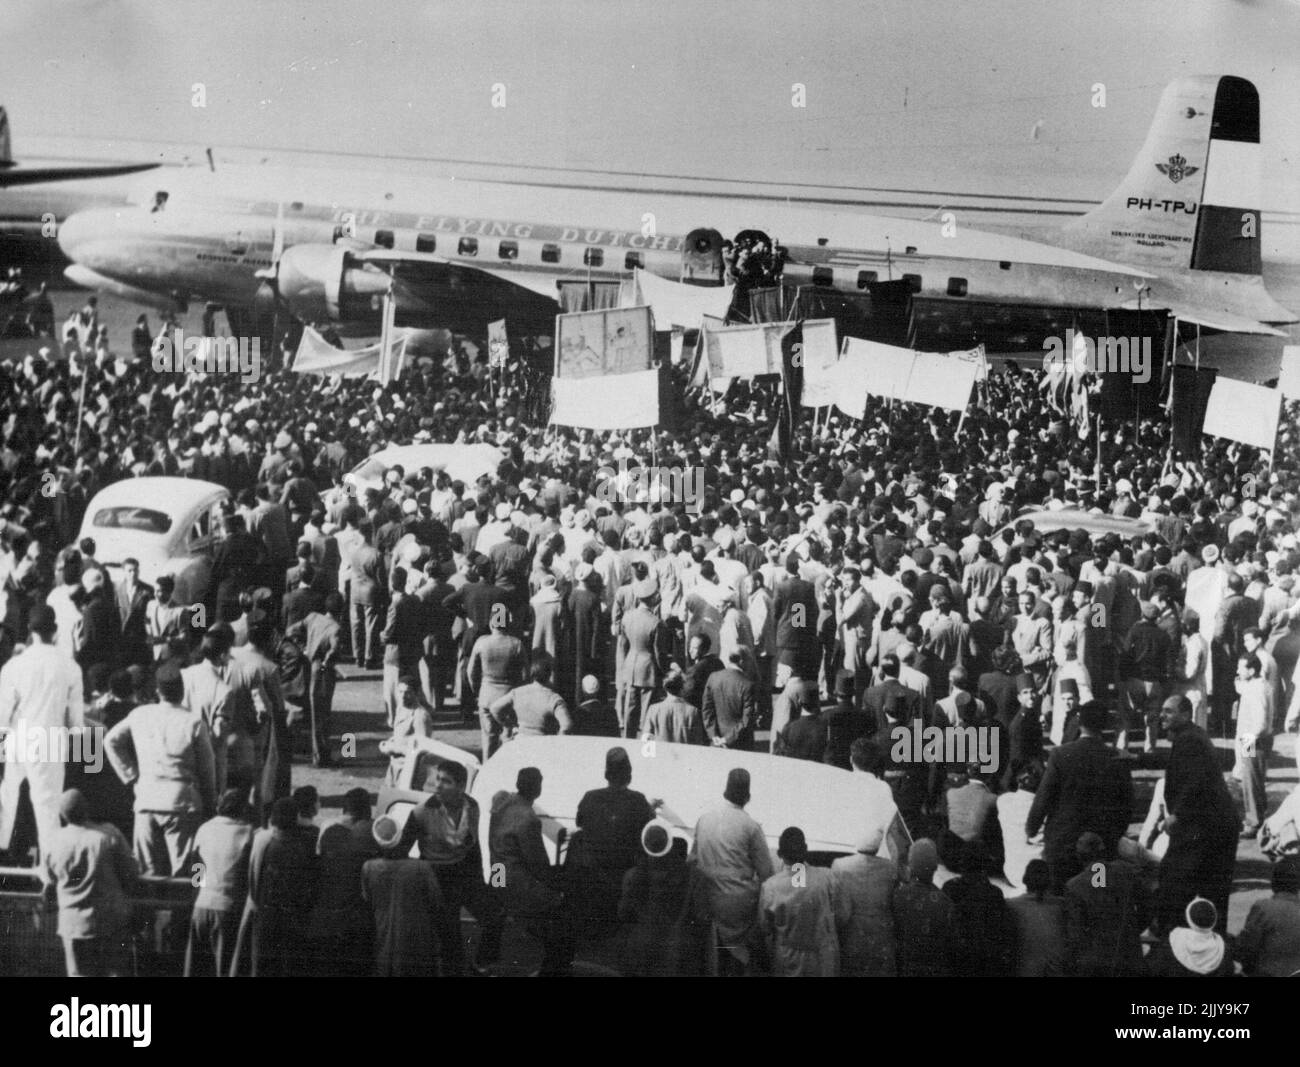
[[57, 208, 123, 264]]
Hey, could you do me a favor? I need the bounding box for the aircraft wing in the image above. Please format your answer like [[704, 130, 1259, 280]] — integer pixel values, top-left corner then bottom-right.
[[0, 162, 158, 188], [1120, 297, 1288, 336], [355, 248, 561, 301]]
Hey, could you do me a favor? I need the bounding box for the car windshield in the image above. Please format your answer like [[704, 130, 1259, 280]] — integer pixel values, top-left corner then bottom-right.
[[92, 506, 172, 535]]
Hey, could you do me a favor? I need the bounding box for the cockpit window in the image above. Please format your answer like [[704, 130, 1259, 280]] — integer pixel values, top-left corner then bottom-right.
[[92, 507, 171, 534]]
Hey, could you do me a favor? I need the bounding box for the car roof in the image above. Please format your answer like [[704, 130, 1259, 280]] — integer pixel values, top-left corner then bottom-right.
[[84, 477, 229, 517], [348, 443, 503, 485], [472, 736, 909, 861], [1001, 508, 1154, 540]]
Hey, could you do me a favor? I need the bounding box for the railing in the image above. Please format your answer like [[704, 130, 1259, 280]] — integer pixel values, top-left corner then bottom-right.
[[0, 865, 195, 977]]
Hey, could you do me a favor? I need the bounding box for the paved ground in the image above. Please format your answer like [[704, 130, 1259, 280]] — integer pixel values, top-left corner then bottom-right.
[[302, 664, 1297, 944]]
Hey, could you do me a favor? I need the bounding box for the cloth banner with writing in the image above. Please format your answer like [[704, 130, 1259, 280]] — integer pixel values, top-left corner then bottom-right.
[[550, 368, 660, 429], [703, 320, 793, 380], [799, 319, 840, 408]]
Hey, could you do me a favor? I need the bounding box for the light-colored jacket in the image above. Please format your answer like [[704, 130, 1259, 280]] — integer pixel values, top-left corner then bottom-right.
[[106, 701, 217, 816], [760, 863, 841, 977], [691, 801, 774, 946]]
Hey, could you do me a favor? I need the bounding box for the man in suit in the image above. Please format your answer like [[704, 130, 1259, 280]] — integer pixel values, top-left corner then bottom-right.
[[773, 555, 820, 689], [640, 667, 706, 745], [415, 557, 457, 711], [77, 569, 121, 677], [105, 662, 217, 876], [249, 483, 294, 597], [565, 564, 605, 711], [348, 521, 386, 670], [1010, 589, 1054, 697], [702, 649, 758, 751], [824, 673, 874, 768], [773, 688, 828, 761], [1154, 695, 1241, 933], [284, 543, 316, 594], [282, 564, 325, 630], [115, 557, 154, 667], [1211, 572, 1261, 734], [863, 653, 922, 735], [381, 567, 427, 727], [619, 577, 670, 738], [1025, 701, 1135, 893], [682, 633, 724, 713], [285, 596, 344, 768]]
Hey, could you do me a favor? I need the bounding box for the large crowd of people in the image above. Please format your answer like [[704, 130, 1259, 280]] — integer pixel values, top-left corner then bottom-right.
[[1, 287, 1300, 978]]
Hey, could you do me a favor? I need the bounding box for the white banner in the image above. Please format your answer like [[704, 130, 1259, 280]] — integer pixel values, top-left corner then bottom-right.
[[293, 327, 381, 376], [799, 318, 840, 408], [1278, 345, 1300, 399], [832, 339, 980, 417], [950, 343, 989, 382], [487, 319, 509, 368], [635, 269, 734, 328], [906, 350, 979, 412], [551, 368, 660, 429], [703, 320, 792, 379], [1202, 377, 1281, 451], [555, 305, 653, 378]]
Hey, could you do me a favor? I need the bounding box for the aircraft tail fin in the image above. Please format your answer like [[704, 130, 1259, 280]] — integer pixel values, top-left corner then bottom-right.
[[1064, 76, 1262, 276], [0, 107, 12, 168]]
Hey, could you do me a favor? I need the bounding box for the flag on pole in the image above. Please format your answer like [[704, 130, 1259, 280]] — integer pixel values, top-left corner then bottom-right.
[[487, 319, 509, 368]]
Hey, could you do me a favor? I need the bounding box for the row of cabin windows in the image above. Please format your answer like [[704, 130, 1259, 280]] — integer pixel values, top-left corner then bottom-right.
[[809, 266, 972, 297], [373, 228, 1005, 295], [373, 229, 645, 270]]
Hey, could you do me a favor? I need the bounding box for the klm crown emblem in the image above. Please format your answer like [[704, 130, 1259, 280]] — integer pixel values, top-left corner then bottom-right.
[[1155, 153, 1199, 184]]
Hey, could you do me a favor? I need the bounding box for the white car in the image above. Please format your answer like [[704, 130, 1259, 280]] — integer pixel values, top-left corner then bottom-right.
[[378, 735, 912, 878], [997, 508, 1155, 542], [76, 477, 230, 606], [342, 443, 503, 496]]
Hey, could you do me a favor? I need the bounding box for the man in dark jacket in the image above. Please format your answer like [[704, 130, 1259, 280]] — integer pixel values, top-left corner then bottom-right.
[[571, 748, 653, 935], [681, 633, 724, 712], [1117, 601, 1173, 753], [773, 556, 819, 684], [348, 521, 386, 670], [824, 673, 874, 768], [1154, 695, 1241, 933], [702, 650, 758, 750], [1063, 832, 1152, 976], [1025, 702, 1135, 893], [773, 688, 827, 761], [863, 654, 922, 735], [115, 558, 154, 667], [77, 569, 121, 676]]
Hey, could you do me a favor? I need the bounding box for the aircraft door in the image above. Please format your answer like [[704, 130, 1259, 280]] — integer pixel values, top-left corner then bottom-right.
[[681, 227, 724, 283]]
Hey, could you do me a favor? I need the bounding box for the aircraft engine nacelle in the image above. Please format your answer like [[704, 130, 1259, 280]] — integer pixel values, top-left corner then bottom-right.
[[274, 243, 390, 323]]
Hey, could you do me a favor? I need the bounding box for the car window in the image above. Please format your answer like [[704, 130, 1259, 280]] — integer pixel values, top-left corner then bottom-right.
[[189, 510, 211, 546], [92, 507, 171, 534], [411, 752, 441, 793]]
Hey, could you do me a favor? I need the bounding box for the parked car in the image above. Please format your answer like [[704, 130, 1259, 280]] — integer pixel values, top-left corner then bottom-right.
[[378, 735, 911, 876], [75, 477, 230, 605], [997, 507, 1154, 543], [343, 443, 503, 496]]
